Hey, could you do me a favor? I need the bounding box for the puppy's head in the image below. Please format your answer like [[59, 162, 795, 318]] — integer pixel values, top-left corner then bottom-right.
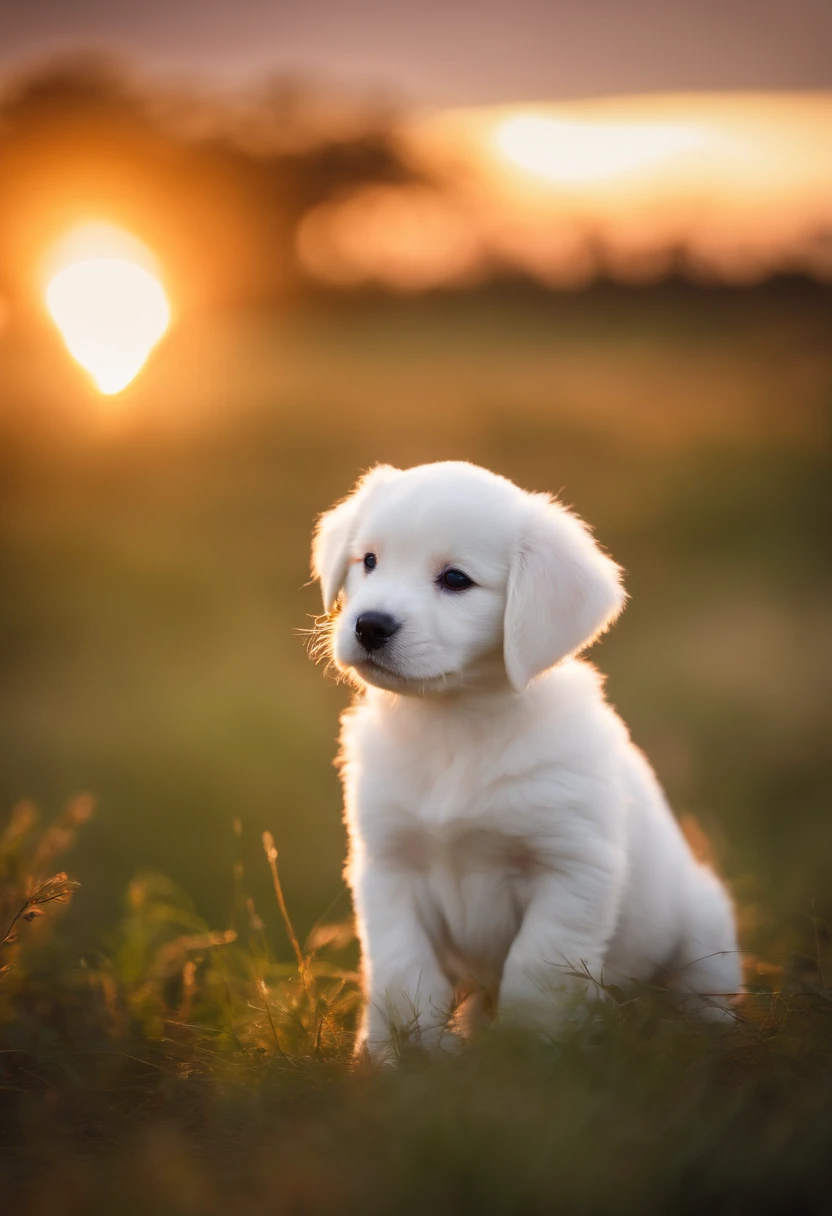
[[311, 462, 625, 695]]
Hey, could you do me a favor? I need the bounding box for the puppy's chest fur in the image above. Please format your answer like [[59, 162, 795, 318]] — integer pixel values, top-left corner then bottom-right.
[[341, 699, 569, 982], [386, 825, 537, 986]]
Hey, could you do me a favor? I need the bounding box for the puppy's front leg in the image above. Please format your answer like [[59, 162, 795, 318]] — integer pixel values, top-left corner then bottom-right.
[[353, 861, 452, 1062], [499, 851, 621, 1034]]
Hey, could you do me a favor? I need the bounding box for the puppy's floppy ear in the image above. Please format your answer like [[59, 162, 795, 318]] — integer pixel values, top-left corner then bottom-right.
[[312, 465, 400, 612], [504, 495, 626, 691]]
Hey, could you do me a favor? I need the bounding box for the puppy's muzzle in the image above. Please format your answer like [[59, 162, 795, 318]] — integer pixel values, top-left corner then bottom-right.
[[355, 611, 401, 653]]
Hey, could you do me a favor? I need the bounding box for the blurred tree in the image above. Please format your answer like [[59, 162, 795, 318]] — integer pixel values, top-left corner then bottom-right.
[[0, 56, 417, 312]]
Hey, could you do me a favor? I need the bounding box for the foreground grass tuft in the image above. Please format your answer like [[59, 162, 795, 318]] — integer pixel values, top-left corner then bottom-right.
[[1, 804, 830, 1214]]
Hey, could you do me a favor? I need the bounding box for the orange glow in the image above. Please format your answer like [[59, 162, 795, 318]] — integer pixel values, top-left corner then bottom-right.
[[493, 112, 704, 184], [44, 224, 171, 394], [298, 186, 482, 291], [297, 95, 832, 290]]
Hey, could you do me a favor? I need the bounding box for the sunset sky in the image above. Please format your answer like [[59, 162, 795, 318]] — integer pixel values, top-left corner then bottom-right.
[[295, 93, 832, 290], [3, 0, 830, 317], [3, 0, 832, 103]]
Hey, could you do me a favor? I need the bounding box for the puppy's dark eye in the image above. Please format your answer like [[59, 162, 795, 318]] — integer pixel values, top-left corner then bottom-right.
[[439, 567, 474, 591], [363, 553, 377, 571]]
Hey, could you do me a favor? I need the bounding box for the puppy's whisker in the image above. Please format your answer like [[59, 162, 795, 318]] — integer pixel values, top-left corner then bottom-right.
[[299, 613, 339, 670]]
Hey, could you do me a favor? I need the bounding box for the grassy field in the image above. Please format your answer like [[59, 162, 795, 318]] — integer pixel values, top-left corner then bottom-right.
[[1, 280, 831, 1209]]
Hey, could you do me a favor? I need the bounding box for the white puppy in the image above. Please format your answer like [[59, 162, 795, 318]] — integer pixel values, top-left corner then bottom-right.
[[311, 461, 741, 1058]]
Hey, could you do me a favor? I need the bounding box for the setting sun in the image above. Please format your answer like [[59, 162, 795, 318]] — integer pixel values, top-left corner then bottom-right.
[[44, 225, 171, 394]]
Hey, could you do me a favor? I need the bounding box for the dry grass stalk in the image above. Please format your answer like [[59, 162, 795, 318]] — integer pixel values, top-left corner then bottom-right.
[[1, 871, 81, 977], [262, 830, 306, 975]]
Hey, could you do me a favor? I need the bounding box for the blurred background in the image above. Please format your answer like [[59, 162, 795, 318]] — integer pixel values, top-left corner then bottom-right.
[[1, 1, 830, 963]]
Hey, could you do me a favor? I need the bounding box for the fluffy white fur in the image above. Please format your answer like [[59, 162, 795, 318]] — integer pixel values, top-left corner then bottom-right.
[[311, 461, 741, 1059]]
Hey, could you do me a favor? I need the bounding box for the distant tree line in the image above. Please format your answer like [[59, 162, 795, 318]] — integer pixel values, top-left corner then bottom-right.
[[0, 56, 417, 313]]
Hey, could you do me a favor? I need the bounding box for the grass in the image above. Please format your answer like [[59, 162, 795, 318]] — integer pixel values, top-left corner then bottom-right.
[[1, 281, 831, 1210], [1, 799, 831, 1214]]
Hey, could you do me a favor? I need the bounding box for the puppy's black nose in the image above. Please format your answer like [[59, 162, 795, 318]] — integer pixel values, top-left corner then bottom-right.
[[355, 611, 400, 652]]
